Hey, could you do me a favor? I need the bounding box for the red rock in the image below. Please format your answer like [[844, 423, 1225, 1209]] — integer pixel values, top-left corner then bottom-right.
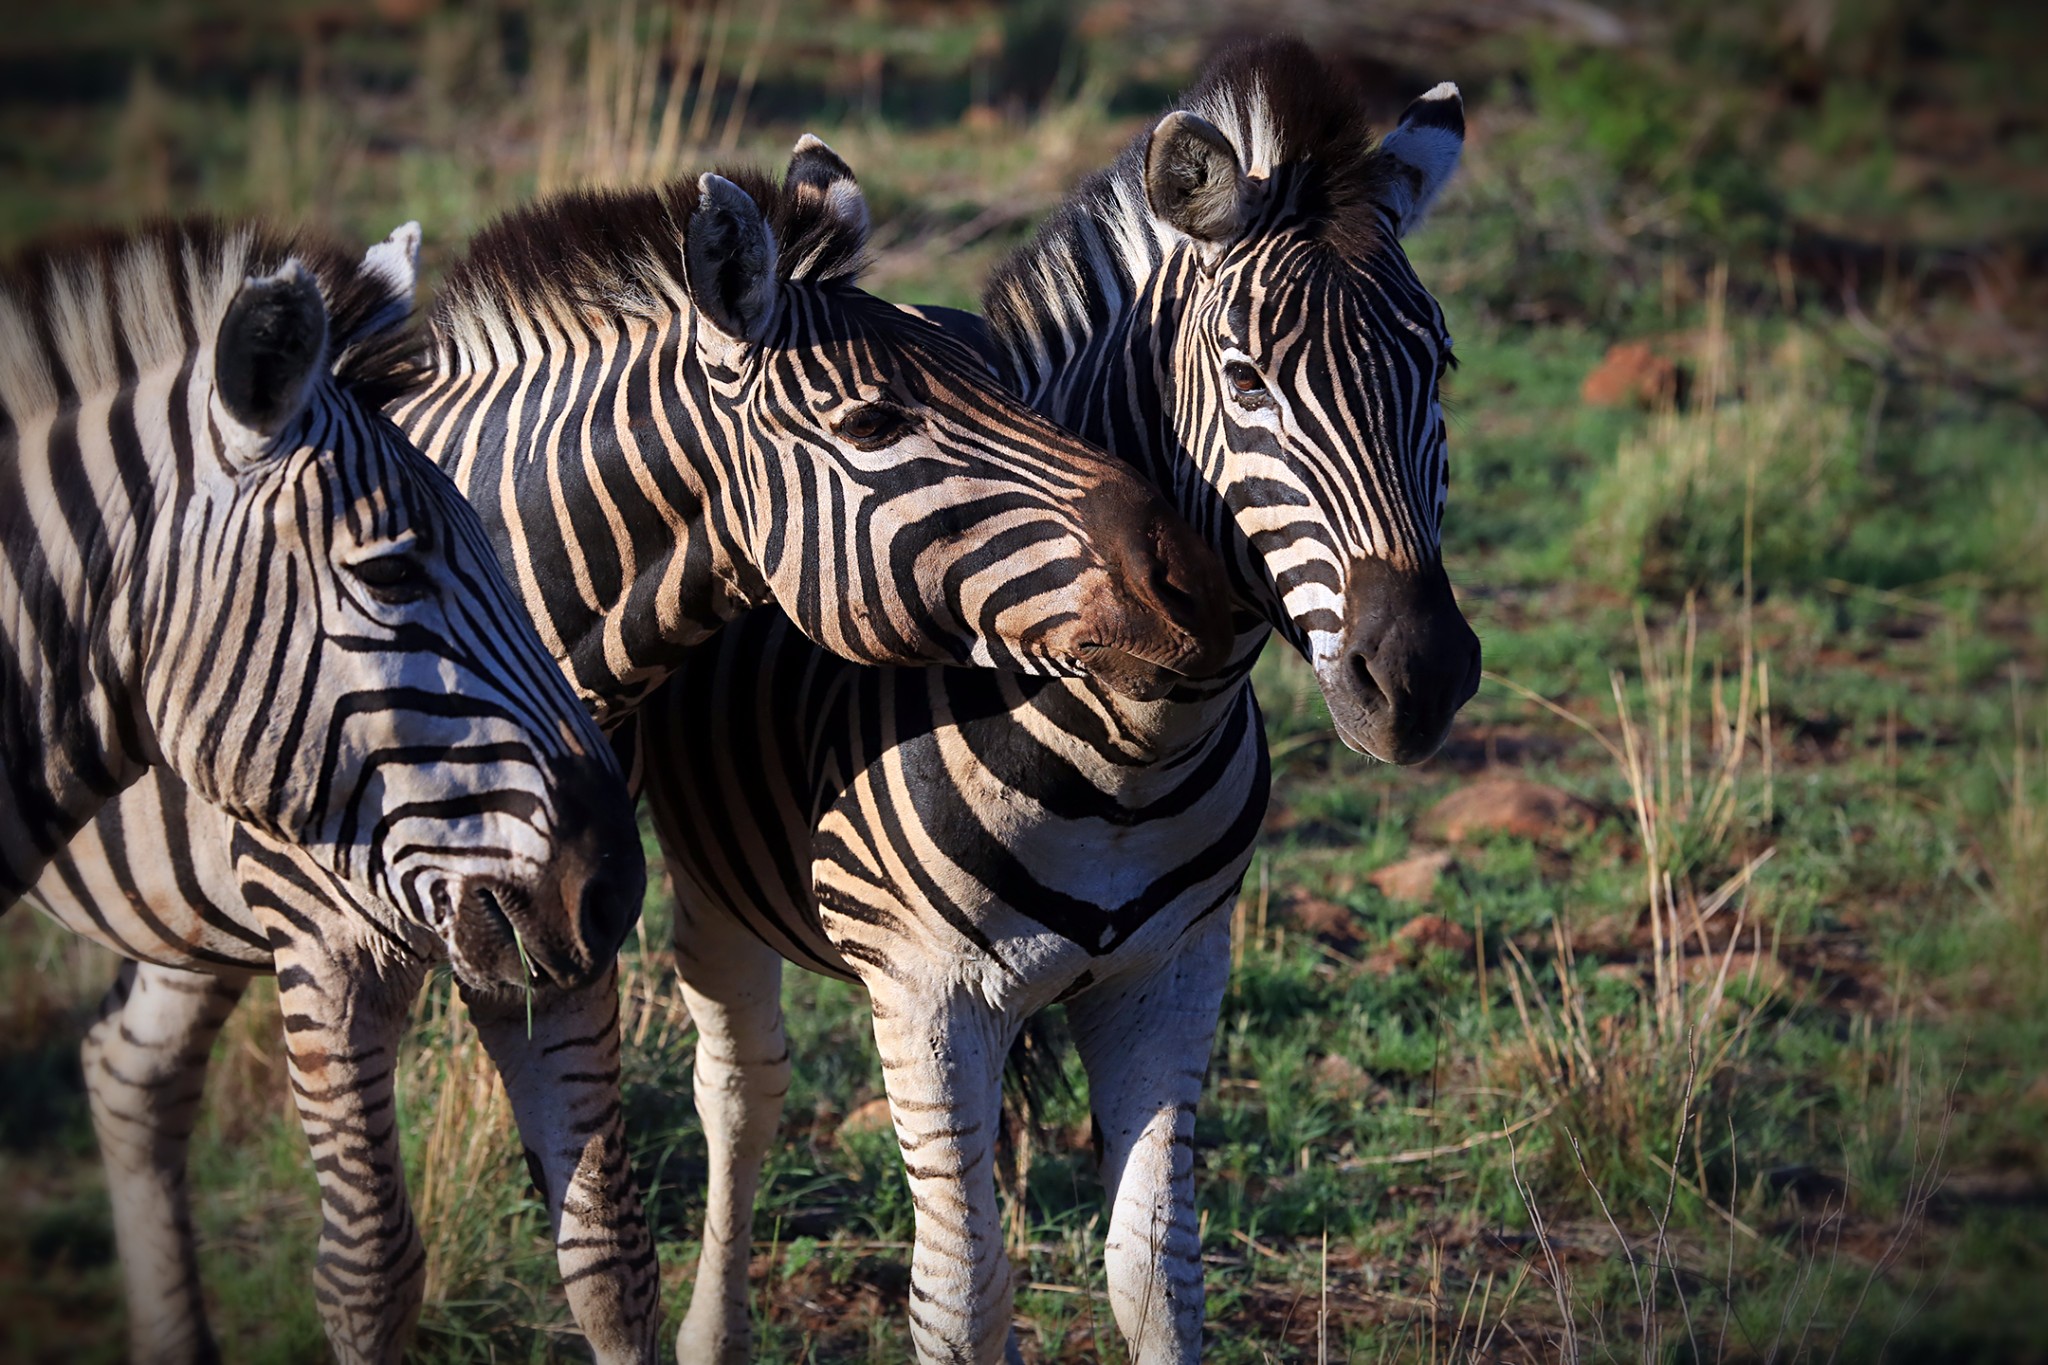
[[1312, 1053, 1379, 1102], [1419, 777, 1598, 844], [1365, 913, 1476, 975], [1368, 850, 1456, 903], [1581, 338, 1685, 408], [1285, 892, 1363, 946], [837, 1097, 896, 1142]]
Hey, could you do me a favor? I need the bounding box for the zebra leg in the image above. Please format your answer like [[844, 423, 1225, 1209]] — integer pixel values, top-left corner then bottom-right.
[[83, 960, 247, 1365], [1064, 919, 1232, 1364], [866, 981, 1014, 1365], [673, 908, 789, 1365], [463, 968, 660, 1365], [264, 927, 431, 1365]]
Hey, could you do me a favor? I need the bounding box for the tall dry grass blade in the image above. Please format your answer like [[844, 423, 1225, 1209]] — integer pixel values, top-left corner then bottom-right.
[[719, 0, 781, 154], [684, 0, 734, 149], [652, 1, 707, 177]]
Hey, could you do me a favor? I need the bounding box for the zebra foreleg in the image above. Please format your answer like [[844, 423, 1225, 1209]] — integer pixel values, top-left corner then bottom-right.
[[866, 980, 1015, 1365], [1064, 919, 1232, 1365], [83, 960, 247, 1365], [464, 967, 661, 1365], [263, 925, 431, 1365], [673, 905, 790, 1365]]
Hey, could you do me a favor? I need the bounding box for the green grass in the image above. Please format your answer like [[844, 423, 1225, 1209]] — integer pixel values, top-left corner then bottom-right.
[[1, 0, 2044, 1360]]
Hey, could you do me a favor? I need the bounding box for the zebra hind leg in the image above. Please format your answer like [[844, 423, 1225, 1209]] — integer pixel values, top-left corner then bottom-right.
[[673, 905, 790, 1365], [83, 960, 247, 1365], [1064, 918, 1233, 1365], [464, 966, 660, 1365]]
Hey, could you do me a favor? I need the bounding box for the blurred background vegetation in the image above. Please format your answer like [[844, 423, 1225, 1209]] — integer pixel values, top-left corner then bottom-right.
[[1, 1, 2044, 1360]]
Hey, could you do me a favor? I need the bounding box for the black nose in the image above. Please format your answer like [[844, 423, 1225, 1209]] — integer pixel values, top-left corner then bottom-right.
[[1328, 556, 1480, 764]]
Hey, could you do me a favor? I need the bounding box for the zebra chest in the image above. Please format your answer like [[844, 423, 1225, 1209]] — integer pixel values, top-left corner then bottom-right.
[[820, 714, 1259, 968]]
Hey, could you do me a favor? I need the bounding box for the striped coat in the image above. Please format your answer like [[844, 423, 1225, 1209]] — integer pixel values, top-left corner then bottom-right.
[[27, 138, 1231, 1365], [643, 41, 1481, 1363]]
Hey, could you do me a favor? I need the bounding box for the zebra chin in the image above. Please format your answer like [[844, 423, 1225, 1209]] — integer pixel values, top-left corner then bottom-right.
[[1316, 555, 1483, 765], [1062, 488, 1236, 696]]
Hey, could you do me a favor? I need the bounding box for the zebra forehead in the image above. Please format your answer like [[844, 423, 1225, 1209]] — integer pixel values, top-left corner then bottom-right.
[[1177, 37, 1399, 260], [0, 216, 425, 426]]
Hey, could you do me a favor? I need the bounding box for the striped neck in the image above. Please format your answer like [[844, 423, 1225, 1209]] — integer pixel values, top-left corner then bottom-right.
[[391, 312, 758, 727]]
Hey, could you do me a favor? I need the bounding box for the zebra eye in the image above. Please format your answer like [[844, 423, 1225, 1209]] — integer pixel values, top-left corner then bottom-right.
[[1223, 361, 1270, 407], [834, 402, 913, 450], [351, 554, 433, 605]]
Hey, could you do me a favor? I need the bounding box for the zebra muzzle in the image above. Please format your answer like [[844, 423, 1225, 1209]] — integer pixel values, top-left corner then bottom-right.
[[1318, 555, 1481, 764], [1070, 490, 1235, 695]]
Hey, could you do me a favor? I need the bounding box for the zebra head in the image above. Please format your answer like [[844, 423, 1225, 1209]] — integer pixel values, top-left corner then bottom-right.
[[1133, 43, 1482, 761], [0, 220, 642, 985], [694, 146, 1232, 697], [464, 149, 1230, 700]]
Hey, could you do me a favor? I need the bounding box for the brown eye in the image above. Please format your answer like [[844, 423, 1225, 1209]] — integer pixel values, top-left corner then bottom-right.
[[352, 554, 432, 605], [835, 402, 912, 449], [1224, 361, 1269, 405]]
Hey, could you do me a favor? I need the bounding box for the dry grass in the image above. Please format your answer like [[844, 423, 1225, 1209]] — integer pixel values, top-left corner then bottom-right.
[[1580, 269, 1861, 598]]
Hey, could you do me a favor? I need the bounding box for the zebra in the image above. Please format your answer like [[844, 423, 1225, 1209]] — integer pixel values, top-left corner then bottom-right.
[[0, 215, 648, 1355], [635, 40, 1481, 1362], [26, 137, 1234, 1365]]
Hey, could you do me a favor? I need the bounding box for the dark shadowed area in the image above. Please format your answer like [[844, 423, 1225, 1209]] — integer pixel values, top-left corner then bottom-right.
[[1, 0, 2044, 1359]]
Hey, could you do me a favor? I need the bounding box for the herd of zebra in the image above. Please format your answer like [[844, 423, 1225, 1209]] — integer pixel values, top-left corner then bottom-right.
[[0, 37, 1479, 1365]]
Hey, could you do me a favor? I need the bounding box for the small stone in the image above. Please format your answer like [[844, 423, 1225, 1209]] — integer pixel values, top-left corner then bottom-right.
[[1680, 950, 1789, 995], [1285, 893, 1363, 946], [1312, 1053, 1378, 1102], [837, 1097, 896, 1142], [1420, 777, 1599, 844], [1368, 850, 1456, 903], [1392, 913, 1474, 956], [1366, 913, 1477, 975], [1581, 338, 1687, 409]]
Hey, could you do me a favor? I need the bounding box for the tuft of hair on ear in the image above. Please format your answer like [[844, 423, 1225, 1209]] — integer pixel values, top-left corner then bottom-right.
[[1144, 110, 1250, 248], [215, 260, 329, 438], [1377, 82, 1465, 237], [327, 220, 429, 408], [685, 172, 781, 344], [1173, 36, 1403, 260], [785, 133, 870, 243]]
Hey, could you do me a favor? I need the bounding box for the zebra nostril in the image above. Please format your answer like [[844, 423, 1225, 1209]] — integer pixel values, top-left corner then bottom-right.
[[1348, 651, 1387, 716], [577, 867, 639, 960]]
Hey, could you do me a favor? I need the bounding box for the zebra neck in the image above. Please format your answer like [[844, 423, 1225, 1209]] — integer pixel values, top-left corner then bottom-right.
[[1026, 619, 1271, 776], [394, 319, 761, 725], [0, 396, 163, 905]]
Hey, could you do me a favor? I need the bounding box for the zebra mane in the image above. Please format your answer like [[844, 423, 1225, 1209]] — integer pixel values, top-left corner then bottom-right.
[[984, 36, 1396, 363], [433, 169, 869, 355], [0, 217, 425, 430]]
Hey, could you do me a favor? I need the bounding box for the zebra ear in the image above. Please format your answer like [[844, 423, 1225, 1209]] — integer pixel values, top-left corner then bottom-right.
[[1378, 83, 1464, 237], [214, 260, 329, 445], [686, 173, 781, 350], [1144, 111, 1251, 264], [355, 220, 421, 337], [786, 133, 870, 244]]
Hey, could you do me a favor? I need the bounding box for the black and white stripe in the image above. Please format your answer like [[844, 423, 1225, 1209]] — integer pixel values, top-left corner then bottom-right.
[[639, 41, 1482, 1363], [29, 138, 1233, 1365]]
